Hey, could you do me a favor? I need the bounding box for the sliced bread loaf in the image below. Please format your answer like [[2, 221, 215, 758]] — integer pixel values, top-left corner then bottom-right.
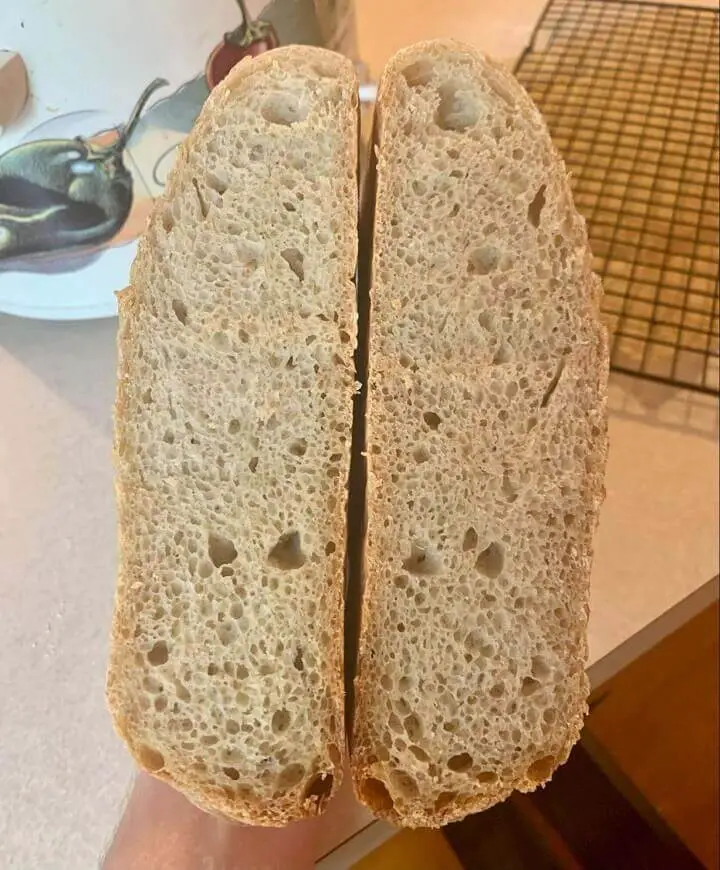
[[107, 46, 358, 825], [352, 40, 608, 827]]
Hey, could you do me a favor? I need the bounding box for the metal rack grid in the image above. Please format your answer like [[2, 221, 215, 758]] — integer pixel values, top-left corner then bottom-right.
[[515, 0, 719, 394]]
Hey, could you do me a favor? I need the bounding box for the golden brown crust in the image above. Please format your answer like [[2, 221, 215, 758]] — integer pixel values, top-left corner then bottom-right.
[[107, 46, 358, 826], [351, 39, 609, 827]]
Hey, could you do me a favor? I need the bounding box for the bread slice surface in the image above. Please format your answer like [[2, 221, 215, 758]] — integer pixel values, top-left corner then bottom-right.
[[107, 46, 358, 825], [352, 40, 608, 827]]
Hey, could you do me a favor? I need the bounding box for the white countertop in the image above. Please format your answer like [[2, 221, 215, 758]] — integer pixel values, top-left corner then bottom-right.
[[0, 318, 128, 870]]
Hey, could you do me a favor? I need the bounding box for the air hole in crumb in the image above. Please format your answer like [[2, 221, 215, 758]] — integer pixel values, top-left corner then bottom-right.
[[532, 655, 551, 680], [293, 647, 304, 671], [226, 719, 240, 734], [477, 770, 498, 784], [325, 541, 336, 555], [423, 411, 441, 430], [475, 542, 504, 578], [223, 766, 240, 781], [302, 773, 334, 813], [216, 621, 238, 646], [147, 641, 168, 666], [468, 244, 500, 275], [174, 679, 191, 701], [206, 170, 228, 195], [278, 762, 305, 788], [502, 471, 518, 502], [463, 527, 478, 551], [435, 80, 481, 132], [208, 533, 237, 567], [399, 352, 414, 369], [493, 343, 513, 364], [272, 709, 291, 735], [402, 543, 442, 576], [404, 714, 423, 740], [261, 91, 309, 126], [466, 631, 493, 657], [435, 790, 458, 811], [281, 248, 304, 282], [191, 177, 208, 218], [448, 752, 473, 773], [478, 311, 494, 331], [228, 419, 241, 435], [163, 430, 174, 444], [212, 331, 229, 351], [249, 457, 259, 473], [289, 438, 307, 457], [412, 445, 430, 464], [172, 299, 187, 325], [409, 744, 429, 763], [401, 58, 435, 87], [528, 184, 547, 228], [527, 755, 557, 783], [268, 531, 306, 570], [390, 770, 418, 797], [521, 677, 541, 696], [142, 676, 162, 694], [541, 358, 565, 408], [361, 777, 394, 812], [137, 745, 165, 772]]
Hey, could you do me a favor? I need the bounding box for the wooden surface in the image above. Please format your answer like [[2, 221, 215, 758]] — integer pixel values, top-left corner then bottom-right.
[[587, 601, 719, 868], [353, 828, 463, 870]]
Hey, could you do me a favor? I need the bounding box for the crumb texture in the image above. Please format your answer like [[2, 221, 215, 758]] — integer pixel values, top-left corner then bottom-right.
[[107, 47, 358, 825], [353, 40, 608, 827]]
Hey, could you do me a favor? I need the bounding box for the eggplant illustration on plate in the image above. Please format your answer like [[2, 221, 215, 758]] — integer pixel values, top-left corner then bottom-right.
[[0, 78, 167, 265], [205, 0, 277, 89]]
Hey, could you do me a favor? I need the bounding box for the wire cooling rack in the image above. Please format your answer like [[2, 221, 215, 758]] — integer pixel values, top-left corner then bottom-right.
[[515, 0, 719, 394]]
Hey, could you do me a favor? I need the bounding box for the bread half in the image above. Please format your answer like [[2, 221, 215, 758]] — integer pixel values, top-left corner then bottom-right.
[[352, 40, 608, 827], [107, 46, 358, 825]]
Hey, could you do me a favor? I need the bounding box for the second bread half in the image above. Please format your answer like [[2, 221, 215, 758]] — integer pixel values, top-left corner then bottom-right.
[[352, 40, 608, 826]]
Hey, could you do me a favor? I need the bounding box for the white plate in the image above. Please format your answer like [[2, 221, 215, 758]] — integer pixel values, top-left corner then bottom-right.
[[0, 109, 136, 320]]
